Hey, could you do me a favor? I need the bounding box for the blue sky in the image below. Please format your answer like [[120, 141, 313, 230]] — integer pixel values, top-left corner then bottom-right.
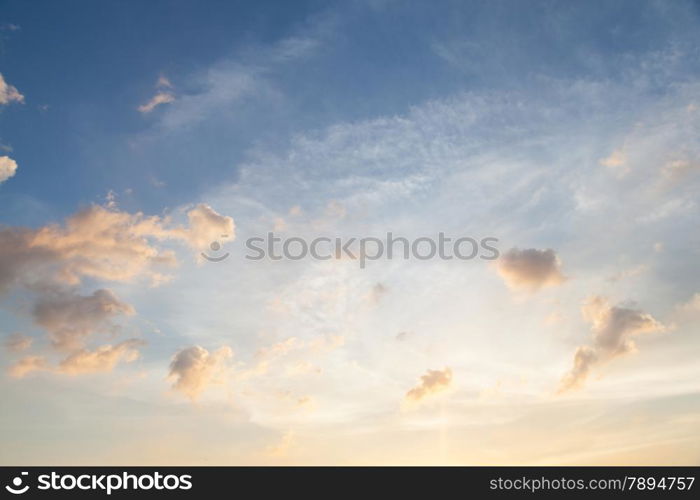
[[1, 0, 700, 465], [3, 0, 699, 222]]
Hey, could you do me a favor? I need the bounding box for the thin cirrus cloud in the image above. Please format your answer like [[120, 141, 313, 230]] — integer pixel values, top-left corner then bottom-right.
[[495, 248, 567, 292], [168, 345, 234, 400], [559, 296, 665, 393]]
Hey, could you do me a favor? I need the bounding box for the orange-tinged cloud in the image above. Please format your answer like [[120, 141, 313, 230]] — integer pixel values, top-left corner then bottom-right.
[[496, 247, 566, 291], [32, 289, 135, 351], [4, 332, 32, 352], [405, 367, 453, 402], [169, 345, 233, 400], [559, 296, 664, 392]]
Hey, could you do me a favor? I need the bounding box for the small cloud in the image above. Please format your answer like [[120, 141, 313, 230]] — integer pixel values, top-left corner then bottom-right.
[[676, 293, 700, 314], [138, 91, 175, 114], [405, 367, 452, 403], [396, 331, 413, 341], [0, 73, 24, 105], [8, 356, 48, 378], [32, 289, 135, 351], [156, 75, 173, 89], [0, 155, 18, 184], [168, 345, 233, 400], [7, 339, 144, 378], [661, 159, 699, 182], [606, 264, 647, 283], [496, 247, 566, 292], [559, 296, 664, 393], [4, 333, 32, 353], [58, 339, 144, 375], [599, 149, 629, 176]]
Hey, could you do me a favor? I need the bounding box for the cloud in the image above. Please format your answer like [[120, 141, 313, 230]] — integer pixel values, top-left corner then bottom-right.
[[7, 356, 48, 378], [58, 339, 144, 375], [0, 155, 18, 183], [0, 202, 234, 383], [405, 367, 453, 402], [0, 73, 24, 105], [4, 332, 32, 352], [0, 203, 234, 292], [168, 345, 233, 400], [138, 91, 175, 114], [32, 289, 135, 350], [677, 293, 700, 313], [496, 248, 567, 291], [7, 339, 144, 378], [559, 296, 664, 392], [179, 203, 235, 251], [156, 75, 173, 89]]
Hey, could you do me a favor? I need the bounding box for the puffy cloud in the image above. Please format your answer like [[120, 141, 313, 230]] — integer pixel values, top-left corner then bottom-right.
[[559, 296, 664, 392], [0, 73, 24, 105], [58, 339, 144, 375], [138, 91, 175, 113], [4, 332, 32, 352], [0, 203, 234, 383], [169, 345, 233, 400], [0, 155, 18, 184], [32, 289, 135, 350], [0, 203, 234, 292], [179, 203, 235, 251], [558, 346, 597, 392], [405, 367, 453, 402], [496, 248, 567, 291]]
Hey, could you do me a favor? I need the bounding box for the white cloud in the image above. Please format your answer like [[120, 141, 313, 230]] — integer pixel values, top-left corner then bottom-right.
[[138, 91, 175, 114], [0, 155, 18, 183], [0, 73, 24, 105]]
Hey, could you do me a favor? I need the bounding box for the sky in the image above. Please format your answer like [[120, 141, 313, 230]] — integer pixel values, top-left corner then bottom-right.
[[1, 0, 700, 465]]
